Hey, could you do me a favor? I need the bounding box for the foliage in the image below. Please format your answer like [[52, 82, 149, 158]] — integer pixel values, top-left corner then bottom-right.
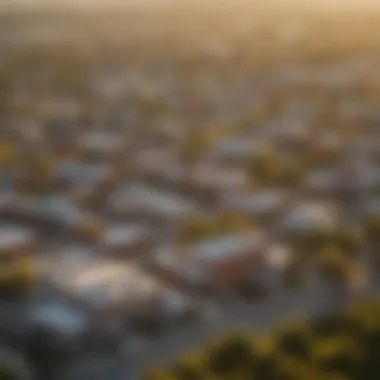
[[177, 213, 255, 245], [145, 299, 380, 380], [0, 258, 36, 296], [317, 244, 358, 286], [364, 216, 380, 244]]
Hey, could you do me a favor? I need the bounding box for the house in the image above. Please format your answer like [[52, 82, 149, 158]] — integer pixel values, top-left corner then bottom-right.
[[135, 150, 187, 190], [41, 255, 196, 334], [207, 137, 267, 165], [0, 225, 36, 259], [54, 161, 110, 190], [151, 231, 267, 294], [80, 132, 126, 161], [221, 189, 289, 223], [19, 196, 102, 240], [253, 243, 293, 289], [301, 169, 340, 198], [100, 223, 154, 258], [107, 183, 200, 227], [281, 201, 339, 236], [25, 301, 90, 353], [186, 163, 249, 204]]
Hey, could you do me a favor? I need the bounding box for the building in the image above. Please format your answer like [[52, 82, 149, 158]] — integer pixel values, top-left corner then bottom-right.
[[40, 253, 196, 334], [207, 137, 267, 165], [100, 223, 154, 259], [54, 161, 109, 190], [107, 183, 200, 227], [186, 163, 249, 204], [151, 232, 267, 294], [302, 169, 340, 198], [281, 201, 339, 236], [221, 189, 289, 223], [18, 196, 102, 241], [0, 225, 36, 260], [80, 131, 126, 162]]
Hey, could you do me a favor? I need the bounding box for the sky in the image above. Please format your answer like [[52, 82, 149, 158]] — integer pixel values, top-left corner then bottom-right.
[[3, 0, 380, 11]]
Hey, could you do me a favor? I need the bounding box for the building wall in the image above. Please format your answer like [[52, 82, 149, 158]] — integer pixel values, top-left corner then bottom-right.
[[209, 251, 265, 287]]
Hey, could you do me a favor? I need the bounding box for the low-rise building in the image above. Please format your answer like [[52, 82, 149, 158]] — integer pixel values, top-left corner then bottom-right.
[[221, 189, 289, 223], [0, 225, 36, 260], [302, 169, 340, 198], [100, 223, 154, 259], [40, 253, 196, 334], [151, 232, 267, 294], [18, 196, 103, 241], [207, 137, 267, 165], [281, 201, 339, 236], [107, 183, 200, 226]]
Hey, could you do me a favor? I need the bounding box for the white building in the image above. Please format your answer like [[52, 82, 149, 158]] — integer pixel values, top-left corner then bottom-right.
[[0, 225, 36, 257], [282, 201, 339, 235], [100, 223, 154, 257], [222, 189, 289, 221], [108, 183, 200, 223], [153, 232, 267, 293], [41, 253, 194, 328]]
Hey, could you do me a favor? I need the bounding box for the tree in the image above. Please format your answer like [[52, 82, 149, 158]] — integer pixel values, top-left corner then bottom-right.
[[364, 216, 380, 245], [272, 320, 313, 360], [328, 227, 364, 255], [215, 212, 256, 235], [74, 219, 103, 241], [0, 140, 17, 168], [275, 355, 314, 380], [172, 350, 208, 380], [317, 244, 357, 286], [143, 367, 179, 380], [312, 336, 364, 377], [0, 257, 36, 298], [247, 147, 278, 186], [207, 331, 255, 376]]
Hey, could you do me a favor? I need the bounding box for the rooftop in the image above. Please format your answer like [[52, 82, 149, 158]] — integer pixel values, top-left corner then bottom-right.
[[282, 201, 339, 233], [223, 189, 288, 215], [109, 183, 199, 219], [44, 255, 170, 309], [0, 225, 35, 253], [101, 224, 151, 248]]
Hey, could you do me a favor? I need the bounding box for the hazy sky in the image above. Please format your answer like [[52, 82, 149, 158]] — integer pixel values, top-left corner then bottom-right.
[[3, 0, 380, 11]]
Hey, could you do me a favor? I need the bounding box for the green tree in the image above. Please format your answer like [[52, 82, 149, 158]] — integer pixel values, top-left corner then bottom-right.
[[207, 331, 255, 376], [312, 336, 364, 377], [364, 216, 380, 245], [327, 227, 364, 255], [272, 320, 313, 360], [317, 244, 358, 286], [172, 350, 208, 380], [143, 367, 179, 380], [178, 216, 216, 245]]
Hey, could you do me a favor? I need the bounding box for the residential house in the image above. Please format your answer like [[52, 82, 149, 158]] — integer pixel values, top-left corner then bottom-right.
[[18, 196, 102, 241], [100, 223, 154, 259], [80, 131, 127, 162], [221, 189, 290, 224], [281, 201, 339, 237], [186, 163, 249, 204], [0, 225, 36, 260], [207, 137, 266, 165], [151, 232, 267, 294], [302, 169, 340, 198], [41, 255, 196, 335], [107, 183, 200, 228]]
